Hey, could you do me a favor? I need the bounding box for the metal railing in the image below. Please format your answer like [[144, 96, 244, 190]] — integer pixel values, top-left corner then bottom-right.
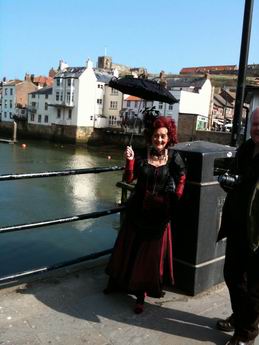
[[0, 166, 127, 285]]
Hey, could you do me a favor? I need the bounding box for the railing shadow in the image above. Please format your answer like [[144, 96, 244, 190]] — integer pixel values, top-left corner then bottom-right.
[[16, 267, 231, 345]]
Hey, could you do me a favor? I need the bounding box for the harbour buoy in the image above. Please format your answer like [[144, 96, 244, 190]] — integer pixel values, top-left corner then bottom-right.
[[21, 143, 27, 148], [107, 155, 111, 160]]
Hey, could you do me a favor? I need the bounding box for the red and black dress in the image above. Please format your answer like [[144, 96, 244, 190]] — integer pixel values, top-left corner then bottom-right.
[[105, 148, 186, 298]]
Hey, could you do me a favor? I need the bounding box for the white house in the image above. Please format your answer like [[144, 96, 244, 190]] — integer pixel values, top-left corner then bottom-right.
[[43, 59, 119, 129], [49, 60, 96, 127], [167, 76, 212, 130], [28, 87, 53, 125]]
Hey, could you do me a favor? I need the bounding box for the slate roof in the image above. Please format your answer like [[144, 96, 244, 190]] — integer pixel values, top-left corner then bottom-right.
[[54, 67, 113, 84], [55, 67, 86, 79], [214, 94, 233, 108], [167, 77, 206, 91], [94, 70, 113, 84], [29, 87, 53, 95]]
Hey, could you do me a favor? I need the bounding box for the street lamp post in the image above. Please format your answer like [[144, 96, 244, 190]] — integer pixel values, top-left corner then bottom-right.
[[231, 0, 254, 147]]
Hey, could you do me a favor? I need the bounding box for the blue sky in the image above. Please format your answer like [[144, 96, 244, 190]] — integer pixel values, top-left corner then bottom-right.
[[0, 0, 258, 80]]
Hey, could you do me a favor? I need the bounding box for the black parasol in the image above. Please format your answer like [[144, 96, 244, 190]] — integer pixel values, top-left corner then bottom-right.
[[109, 76, 178, 104]]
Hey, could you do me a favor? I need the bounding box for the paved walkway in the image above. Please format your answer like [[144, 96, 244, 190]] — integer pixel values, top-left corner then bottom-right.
[[0, 261, 258, 345]]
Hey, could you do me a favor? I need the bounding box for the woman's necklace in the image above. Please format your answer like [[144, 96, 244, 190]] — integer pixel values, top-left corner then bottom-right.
[[148, 148, 168, 165]]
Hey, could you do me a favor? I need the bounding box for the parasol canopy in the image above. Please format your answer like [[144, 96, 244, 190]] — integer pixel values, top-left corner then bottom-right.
[[109, 76, 178, 104]]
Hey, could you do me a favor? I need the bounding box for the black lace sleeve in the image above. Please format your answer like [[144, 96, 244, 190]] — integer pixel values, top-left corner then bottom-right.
[[169, 150, 186, 184]]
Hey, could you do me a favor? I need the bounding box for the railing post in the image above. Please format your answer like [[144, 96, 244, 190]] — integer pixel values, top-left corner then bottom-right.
[[13, 121, 17, 142]]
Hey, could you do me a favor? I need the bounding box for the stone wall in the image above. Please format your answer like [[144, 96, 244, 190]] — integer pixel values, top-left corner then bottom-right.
[[0, 121, 235, 147], [0, 122, 94, 144]]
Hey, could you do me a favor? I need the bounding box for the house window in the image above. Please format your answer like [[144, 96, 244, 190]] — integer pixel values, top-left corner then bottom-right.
[[66, 92, 70, 102], [45, 103, 48, 110], [98, 84, 103, 89], [110, 101, 118, 109], [127, 101, 130, 107], [32, 94, 35, 98], [9, 112, 13, 119], [56, 91, 60, 101], [169, 105, 173, 110], [159, 102, 163, 110], [134, 101, 138, 108], [56, 78, 61, 86], [9, 100, 12, 108], [45, 94, 48, 99], [111, 88, 118, 95], [71, 92, 74, 102], [32, 102, 36, 107], [38, 114, 42, 123], [4, 112, 7, 118], [67, 79, 71, 86], [90, 116, 93, 120], [68, 109, 72, 119], [57, 109, 61, 118], [4, 89, 8, 95], [97, 99, 102, 104], [10, 88, 13, 95], [60, 92, 63, 101], [44, 115, 48, 123], [30, 114, 35, 121]]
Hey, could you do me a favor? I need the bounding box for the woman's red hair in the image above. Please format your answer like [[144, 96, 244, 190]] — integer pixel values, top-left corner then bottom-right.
[[145, 116, 178, 146]]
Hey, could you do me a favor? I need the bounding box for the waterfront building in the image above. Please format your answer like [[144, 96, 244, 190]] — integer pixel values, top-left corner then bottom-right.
[[28, 87, 53, 126], [25, 59, 123, 141], [0, 79, 38, 122], [49, 59, 122, 129]]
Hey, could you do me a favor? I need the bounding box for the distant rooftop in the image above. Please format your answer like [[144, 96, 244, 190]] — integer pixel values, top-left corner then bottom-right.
[[167, 77, 207, 90], [55, 67, 86, 79], [29, 87, 53, 95], [3, 79, 22, 86], [55, 66, 114, 84]]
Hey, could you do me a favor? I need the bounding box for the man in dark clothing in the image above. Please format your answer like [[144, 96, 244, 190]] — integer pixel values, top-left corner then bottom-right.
[[216, 107, 259, 345]]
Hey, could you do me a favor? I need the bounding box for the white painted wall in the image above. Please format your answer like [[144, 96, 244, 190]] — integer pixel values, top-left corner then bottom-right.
[[77, 67, 97, 127], [178, 79, 212, 118], [95, 82, 105, 116]]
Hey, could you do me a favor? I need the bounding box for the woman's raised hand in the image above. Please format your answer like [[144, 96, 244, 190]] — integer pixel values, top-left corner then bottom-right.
[[124, 146, 134, 160]]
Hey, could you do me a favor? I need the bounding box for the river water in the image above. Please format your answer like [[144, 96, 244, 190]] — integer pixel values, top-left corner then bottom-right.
[[0, 141, 125, 277]]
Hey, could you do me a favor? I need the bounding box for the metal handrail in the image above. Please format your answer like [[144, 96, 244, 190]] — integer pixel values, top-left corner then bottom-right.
[[0, 166, 124, 181], [0, 206, 125, 234], [0, 165, 127, 285]]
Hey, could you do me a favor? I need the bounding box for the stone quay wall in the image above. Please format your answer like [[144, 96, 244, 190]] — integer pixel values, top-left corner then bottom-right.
[[0, 121, 233, 147]]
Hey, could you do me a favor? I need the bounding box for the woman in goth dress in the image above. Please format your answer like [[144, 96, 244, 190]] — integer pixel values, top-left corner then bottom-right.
[[105, 113, 186, 313]]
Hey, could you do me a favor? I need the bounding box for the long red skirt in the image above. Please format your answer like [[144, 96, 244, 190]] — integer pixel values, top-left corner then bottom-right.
[[105, 220, 174, 298]]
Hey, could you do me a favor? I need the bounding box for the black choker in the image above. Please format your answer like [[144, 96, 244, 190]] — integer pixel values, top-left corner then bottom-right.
[[149, 147, 165, 157]]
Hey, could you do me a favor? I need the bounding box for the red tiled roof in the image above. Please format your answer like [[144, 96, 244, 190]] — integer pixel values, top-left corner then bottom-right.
[[180, 65, 237, 74], [125, 95, 142, 101], [33, 76, 53, 86]]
